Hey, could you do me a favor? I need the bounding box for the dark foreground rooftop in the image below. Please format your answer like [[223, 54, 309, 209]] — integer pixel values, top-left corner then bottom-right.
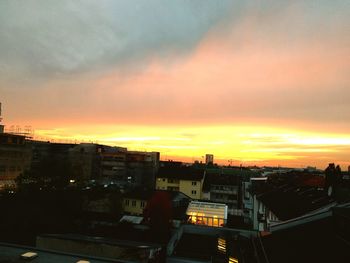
[[0, 242, 126, 263], [259, 206, 350, 263]]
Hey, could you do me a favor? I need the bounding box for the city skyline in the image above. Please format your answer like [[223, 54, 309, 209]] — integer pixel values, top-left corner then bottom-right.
[[1, 1, 349, 169]]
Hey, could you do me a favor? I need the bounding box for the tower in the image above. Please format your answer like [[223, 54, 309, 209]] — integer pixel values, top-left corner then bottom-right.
[[205, 154, 214, 165], [0, 102, 4, 133]]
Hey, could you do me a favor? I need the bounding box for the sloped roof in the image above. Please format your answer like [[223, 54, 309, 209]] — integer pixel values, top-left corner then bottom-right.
[[157, 166, 204, 181], [257, 185, 335, 220], [260, 208, 350, 263]]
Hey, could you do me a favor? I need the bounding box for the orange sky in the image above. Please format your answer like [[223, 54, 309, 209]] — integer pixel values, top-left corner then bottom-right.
[[1, 1, 349, 169]]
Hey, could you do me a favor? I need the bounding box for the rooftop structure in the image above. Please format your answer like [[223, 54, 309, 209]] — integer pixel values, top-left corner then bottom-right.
[[0, 242, 127, 263], [167, 224, 258, 263], [186, 200, 228, 227]]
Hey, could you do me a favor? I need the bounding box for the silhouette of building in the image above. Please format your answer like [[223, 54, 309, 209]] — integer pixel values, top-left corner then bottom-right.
[[205, 154, 214, 165], [0, 132, 31, 189]]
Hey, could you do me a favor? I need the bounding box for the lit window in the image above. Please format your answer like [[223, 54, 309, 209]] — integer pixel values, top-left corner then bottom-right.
[[217, 238, 226, 253]]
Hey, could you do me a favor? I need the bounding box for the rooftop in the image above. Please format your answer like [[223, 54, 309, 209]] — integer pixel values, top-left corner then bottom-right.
[[0, 242, 126, 263], [257, 185, 335, 221], [259, 206, 350, 263], [157, 166, 205, 181], [203, 172, 240, 191]]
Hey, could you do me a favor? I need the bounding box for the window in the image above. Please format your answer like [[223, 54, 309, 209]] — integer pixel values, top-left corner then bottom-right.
[[132, 200, 136, 207], [125, 199, 129, 206], [162, 178, 166, 182], [191, 190, 197, 195], [192, 181, 197, 186], [140, 201, 145, 208]]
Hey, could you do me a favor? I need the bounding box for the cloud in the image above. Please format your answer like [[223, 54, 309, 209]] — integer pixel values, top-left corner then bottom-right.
[[0, 0, 232, 79], [1, 0, 349, 134]]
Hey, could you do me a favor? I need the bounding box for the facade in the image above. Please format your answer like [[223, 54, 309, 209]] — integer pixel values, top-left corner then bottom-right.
[[69, 144, 159, 187], [126, 151, 160, 189], [123, 190, 151, 215], [202, 172, 241, 215], [100, 146, 127, 179], [0, 133, 31, 189], [155, 166, 205, 199]]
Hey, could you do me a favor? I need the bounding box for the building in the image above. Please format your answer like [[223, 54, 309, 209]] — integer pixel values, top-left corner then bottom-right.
[[255, 204, 350, 263], [202, 171, 241, 215], [126, 151, 160, 189], [205, 154, 214, 165], [186, 200, 228, 227], [155, 166, 205, 199], [122, 189, 191, 219], [123, 190, 153, 215], [243, 172, 336, 231], [0, 132, 31, 190], [100, 146, 127, 180]]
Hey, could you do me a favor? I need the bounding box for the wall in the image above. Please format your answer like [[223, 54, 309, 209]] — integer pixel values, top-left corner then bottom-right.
[[123, 198, 147, 215], [179, 180, 202, 199]]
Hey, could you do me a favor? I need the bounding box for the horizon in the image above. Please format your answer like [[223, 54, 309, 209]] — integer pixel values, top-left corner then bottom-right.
[[1, 1, 349, 170]]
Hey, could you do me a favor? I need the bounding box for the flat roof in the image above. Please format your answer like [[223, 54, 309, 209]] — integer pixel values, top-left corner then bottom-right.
[[0, 242, 127, 263]]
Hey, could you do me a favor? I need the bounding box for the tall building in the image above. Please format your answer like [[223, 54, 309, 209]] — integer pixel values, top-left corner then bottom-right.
[[127, 151, 160, 189], [0, 104, 32, 189], [0, 133, 32, 189], [205, 154, 214, 165]]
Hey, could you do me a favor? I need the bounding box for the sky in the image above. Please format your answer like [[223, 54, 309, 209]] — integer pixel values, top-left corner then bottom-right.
[[1, 0, 349, 169]]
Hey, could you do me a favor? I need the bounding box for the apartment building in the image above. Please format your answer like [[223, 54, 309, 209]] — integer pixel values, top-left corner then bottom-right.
[[156, 166, 205, 199]]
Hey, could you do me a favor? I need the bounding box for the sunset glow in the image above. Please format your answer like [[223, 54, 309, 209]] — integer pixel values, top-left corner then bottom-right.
[[31, 124, 350, 169], [1, 1, 349, 169]]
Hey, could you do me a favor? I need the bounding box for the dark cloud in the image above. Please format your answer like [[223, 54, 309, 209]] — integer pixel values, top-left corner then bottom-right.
[[0, 0, 232, 78]]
